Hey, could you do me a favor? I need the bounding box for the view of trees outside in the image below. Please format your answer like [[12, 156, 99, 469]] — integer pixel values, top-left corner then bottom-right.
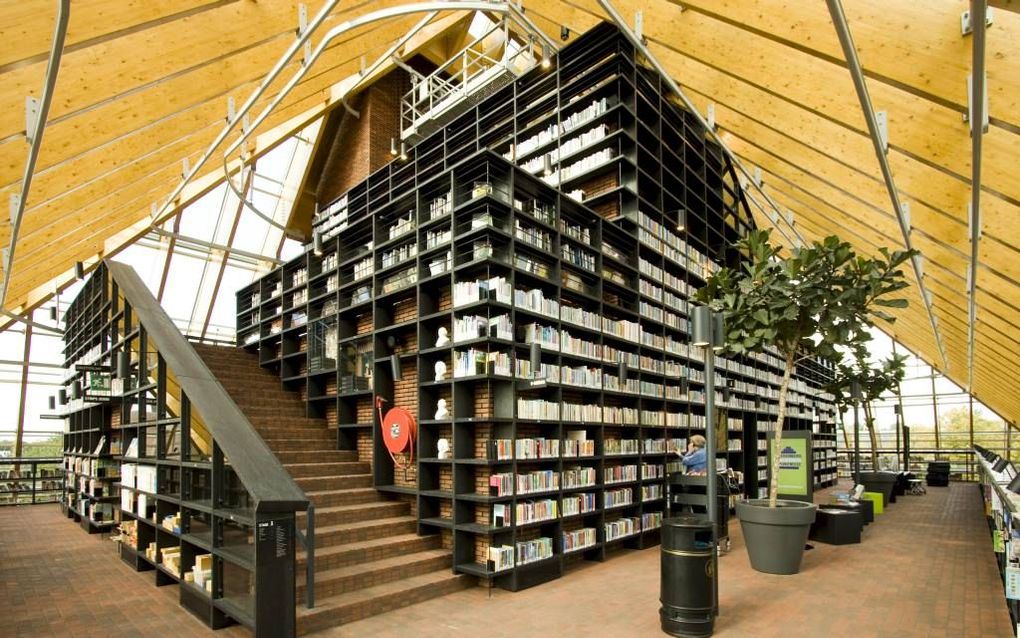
[[837, 329, 1012, 480]]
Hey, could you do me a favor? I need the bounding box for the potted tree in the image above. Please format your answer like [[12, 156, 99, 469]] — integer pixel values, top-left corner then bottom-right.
[[828, 353, 907, 505], [695, 230, 914, 574]]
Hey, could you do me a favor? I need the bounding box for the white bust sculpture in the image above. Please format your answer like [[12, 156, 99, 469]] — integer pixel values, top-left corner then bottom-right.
[[435, 326, 450, 347], [437, 438, 451, 459], [434, 360, 447, 382], [435, 398, 450, 420]]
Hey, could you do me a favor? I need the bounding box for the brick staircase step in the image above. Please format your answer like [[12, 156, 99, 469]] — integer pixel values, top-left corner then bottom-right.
[[304, 488, 387, 508], [262, 438, 336, 451], [296, 533, 440, 572], [256, 427, 333, 441], [297, 549, 451, 600], [247, 416, 327, 428], [314, 517, 417, 548], [283, 461, 371, 478], [295, 474, 373, 491], [276, 450, 358, 464], [298, 500, 408, 527], [296, 570, 474, 635]]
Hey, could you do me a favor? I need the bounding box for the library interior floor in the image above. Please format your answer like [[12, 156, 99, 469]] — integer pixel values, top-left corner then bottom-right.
[[2, 481, 1009, 638]]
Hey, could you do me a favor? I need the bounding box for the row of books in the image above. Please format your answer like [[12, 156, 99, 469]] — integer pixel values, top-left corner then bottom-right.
[[561, 244, 596, 272], [452, 349, 512, 378], [605, 465, 637, 484], [604, 488, 633, 508], [489, 471, 560, 496], [563, 527, 597, 553], [485, 538, 555, 570], [453, 276, 513, 307], [514, 219, 552, 252], [380, 242, 418, 269]]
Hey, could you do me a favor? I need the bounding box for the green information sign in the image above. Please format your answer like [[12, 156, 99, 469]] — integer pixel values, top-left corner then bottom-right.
[[768, 431, 813, 502]]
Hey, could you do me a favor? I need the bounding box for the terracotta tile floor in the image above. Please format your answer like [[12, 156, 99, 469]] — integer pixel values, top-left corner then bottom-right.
[[1, 483, 1012, 637]]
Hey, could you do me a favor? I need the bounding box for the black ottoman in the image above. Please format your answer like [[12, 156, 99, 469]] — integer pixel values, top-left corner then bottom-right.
[[826, 500, 873, 525], [809, 508, 862, 545]]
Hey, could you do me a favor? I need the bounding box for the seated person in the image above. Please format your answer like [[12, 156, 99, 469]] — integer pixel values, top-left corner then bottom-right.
[[682, 435, 707, 475]]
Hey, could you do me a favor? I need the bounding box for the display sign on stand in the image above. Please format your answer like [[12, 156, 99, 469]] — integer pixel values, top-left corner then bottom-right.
[[767, 430, 813, 503]]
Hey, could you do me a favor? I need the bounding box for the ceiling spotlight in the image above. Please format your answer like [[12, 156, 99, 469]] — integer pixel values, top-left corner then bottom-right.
[[543, 154, 553, 177], [312, 231, 323, 256], [74, 261, 84, 280], [541, 43, 552, 69], [560, 26, 570, 41], [399, 142, 408, 161], [390, 137, 398, 156], [676, 208, 687, 232]]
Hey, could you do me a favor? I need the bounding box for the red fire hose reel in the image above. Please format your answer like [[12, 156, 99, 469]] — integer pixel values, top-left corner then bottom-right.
[[376, 397, 416, 475]]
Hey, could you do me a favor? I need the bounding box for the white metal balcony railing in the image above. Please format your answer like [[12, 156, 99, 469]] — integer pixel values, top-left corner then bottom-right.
[[401, 16, 539, 140]]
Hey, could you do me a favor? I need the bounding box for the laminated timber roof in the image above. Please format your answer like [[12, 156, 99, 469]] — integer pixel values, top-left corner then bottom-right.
[[0, 1, 1018, 426]]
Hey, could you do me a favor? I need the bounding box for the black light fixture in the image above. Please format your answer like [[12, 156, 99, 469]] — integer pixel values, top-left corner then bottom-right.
[[74, 261, 84, 280], [711, 312, 725, 351], [618, 358, 628, 383], [49, 306, 57, 322], [691, 306, 712, 347], [390, 354, 402, 380], [679, 372, 689, 395], [530, 341, 542, 378], [399, 142, 408, 161], [560, 25, 570, 41], [117, 351, 130, 380], [312, 231, 323, 256], [541, 43, 552, 69], [676, 208, 687, 232], [543, 154, 553, 177], [58, 389, 67, 405], [71, 379, 81, 400], [48, 396, 55, 411], [390, 137, 398, 156]]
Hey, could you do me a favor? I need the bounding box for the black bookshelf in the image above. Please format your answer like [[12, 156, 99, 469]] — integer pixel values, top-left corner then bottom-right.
[[0, 458, 63, 506], [237, 23, 835, 592], [60, 262, 308, 636]]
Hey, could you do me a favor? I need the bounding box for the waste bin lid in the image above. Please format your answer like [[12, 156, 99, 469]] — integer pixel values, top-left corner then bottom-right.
[[663, 514, 713, 530]]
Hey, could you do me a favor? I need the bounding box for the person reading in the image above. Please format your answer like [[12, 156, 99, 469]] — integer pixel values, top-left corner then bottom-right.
[[682, 434, 707, 475]]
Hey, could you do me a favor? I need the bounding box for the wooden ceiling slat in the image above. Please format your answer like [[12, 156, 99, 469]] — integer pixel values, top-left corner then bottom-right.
[[0, 20, 386, 212], [0, 0, 229, 70], [639, 38, 1019, 246], [2, 16, 424, 298], [0, 0, 427, 192], [673, 0, 1020, 130], [542, 1, 1020, 203]]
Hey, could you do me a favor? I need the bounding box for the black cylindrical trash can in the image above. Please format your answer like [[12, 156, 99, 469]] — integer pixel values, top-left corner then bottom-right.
[[660, 515, 715, 637]]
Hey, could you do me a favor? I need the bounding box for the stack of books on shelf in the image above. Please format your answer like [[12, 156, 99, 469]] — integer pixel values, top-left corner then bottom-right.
[[516, 537, 553, 566], [515, 499, 558, 524], [562, 431, 595, 457], [605, 516, 640, 541], [562, 467, 597, 489], [604, 465, 638, 485], [604, 488, 633, 509], [562, 493, 596, 516], [563, 527, 597, 553]]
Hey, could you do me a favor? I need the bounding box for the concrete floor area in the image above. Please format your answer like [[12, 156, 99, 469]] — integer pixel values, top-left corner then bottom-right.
[[0, 482, 1011, 637]]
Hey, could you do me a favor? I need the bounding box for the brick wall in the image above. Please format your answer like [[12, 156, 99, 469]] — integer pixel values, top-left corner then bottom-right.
[[470, 423, 492, 460], [316, 70, 408, 206], [357, 430, 373, 465], [356, 398, 373, 424], [356, 312, 373, 336]]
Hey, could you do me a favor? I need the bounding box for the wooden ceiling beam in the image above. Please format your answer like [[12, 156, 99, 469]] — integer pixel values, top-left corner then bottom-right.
[[642, 38, 1018, 247], [670, 0, 1020, 130], [0, 0, 231, 70], [0, 0, 405, 140], [529, 2, 1020, 203], [3, 25, 426, 301], [0, 0, 427, 193]]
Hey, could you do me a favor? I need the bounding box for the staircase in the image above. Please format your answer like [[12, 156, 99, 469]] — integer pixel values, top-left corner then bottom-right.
[[192, 344, 473, 635]]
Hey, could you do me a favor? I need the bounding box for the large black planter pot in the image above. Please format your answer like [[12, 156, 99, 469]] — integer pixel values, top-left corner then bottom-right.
[[859, 471, 897, 507], [736, 499, 817, 575]]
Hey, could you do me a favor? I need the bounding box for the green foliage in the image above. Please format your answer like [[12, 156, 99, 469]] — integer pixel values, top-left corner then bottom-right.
[[828, 353, 908, 409], [694, 229, 916, 367]]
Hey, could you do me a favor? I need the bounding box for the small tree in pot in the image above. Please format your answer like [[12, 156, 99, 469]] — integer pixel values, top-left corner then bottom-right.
[[695, 229, 914, 574]]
